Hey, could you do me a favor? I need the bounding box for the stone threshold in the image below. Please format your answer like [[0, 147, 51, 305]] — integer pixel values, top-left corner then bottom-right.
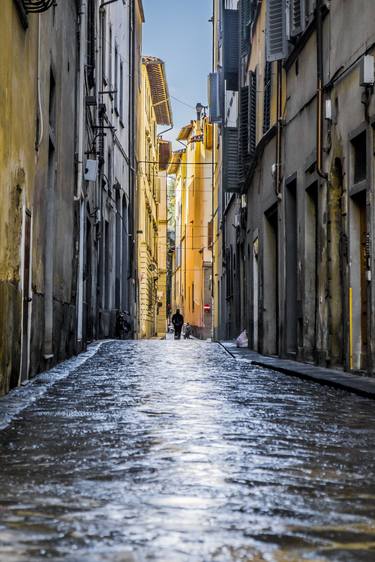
[[219, 341, 375, 400]]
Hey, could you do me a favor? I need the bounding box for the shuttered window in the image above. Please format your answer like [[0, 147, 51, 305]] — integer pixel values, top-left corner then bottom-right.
[[263, 61, 272, 134], [208, 72, 222, 123], [248, 70, 257, 156], [240, 0, 251, 55], [266, 0, 287, 62], [87, 0, 96, 89], [290, 0, 305, 36], [223, 9, 240, 91], [223, 127, 240, 192], [239, 86, 249, 181]]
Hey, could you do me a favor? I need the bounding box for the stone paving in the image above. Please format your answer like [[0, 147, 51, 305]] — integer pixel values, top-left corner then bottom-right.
[[1, 340, 375, 561]]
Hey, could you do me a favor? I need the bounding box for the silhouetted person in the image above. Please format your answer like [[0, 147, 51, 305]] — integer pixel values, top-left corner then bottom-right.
[[172, 309, 184, 340]]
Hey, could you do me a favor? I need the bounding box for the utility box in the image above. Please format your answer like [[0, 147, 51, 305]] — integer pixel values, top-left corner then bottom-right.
[[360, 55, 374, 86]]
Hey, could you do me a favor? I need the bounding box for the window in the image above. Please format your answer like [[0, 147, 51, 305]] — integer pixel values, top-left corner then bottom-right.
[[114, 44, 118, 112], [263, 61, 272, 133], [49, 69, 56, 135], [108, 26, 113, 89], [100, 10, 106, 83], [87, 0, 96, 89], [207, 219, 213, 248], [266, 0, 287, 62], [352, 131, 367, 184], [108, 149, 112, 190], [248, 69, 257, 155], [119, 62, 124, 123], [290, 0, 305, 37]]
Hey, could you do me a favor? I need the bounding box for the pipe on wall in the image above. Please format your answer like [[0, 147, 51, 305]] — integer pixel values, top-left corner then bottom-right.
[[75, 0, 87, 344], [316, 0, 328, 180], [275, 60, 283, 196]]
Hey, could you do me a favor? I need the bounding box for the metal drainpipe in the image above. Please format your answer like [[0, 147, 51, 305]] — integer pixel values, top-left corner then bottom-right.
[[36, 14, 44, 151], [75, 0, 87, 346], [275, 60, 283, 196], [316, 0, 328, 180], [316, 0, 330, 366], [211, 0, 215, 340], [157, 125, 173, 141]]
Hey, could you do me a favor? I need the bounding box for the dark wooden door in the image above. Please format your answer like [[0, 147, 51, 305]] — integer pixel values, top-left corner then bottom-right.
[[21, 210, 32, 383], [359, 197, 368, 367]]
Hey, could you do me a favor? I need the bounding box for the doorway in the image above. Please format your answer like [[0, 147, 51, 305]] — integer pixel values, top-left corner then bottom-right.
[[304, 182, 318, 361], [20, 210, 32, 383], [252, 238, 259, 351], [285, 179, 297, 355], [350, 190, 368, 370], [263, 206, 278, 355]]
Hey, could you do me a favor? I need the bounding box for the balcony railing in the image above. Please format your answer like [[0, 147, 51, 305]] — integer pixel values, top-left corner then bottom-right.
[[23, 0, 56, 12], [14, 0, 56, 29]]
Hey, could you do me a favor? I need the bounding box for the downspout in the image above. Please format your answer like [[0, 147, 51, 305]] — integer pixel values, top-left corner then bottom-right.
[[75, 1, 86, 201], [75, 0, 87, 346], [157, 125, 173, 141], [316, 0, 328, 181], [316, 0, 330, 366], [211, 0, 215, 340], [36, 14, 44, 151], [129, 0, 137, 334], [275, 60, 283, 196]]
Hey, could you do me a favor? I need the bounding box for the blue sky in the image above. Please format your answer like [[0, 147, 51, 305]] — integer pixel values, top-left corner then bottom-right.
[[142, 0, 212, 145]]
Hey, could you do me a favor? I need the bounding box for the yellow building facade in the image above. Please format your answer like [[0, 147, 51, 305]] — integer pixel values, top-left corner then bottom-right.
[[0, 2, 38, 394], [136, 57, 172, 338], [170, 115, 213, 339], [0, 1, 79, 394]]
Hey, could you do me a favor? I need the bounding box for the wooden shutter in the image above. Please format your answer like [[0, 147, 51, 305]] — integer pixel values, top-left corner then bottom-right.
[[208, 73, 221, 123], [240, 0, 251, 56], [87, 0, 96, 89], [248, 70, 257, 156], [290, 0, 305, 36], [239, 86, 249, 181], [223, 127, 240, 193], [223, 9, 240, 91], [266, 0, 287, 62], [263, 61, 272, 134]]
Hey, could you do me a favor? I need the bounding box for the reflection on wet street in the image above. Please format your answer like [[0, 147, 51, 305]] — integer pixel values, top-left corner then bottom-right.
[[1, 340, 375, 561]]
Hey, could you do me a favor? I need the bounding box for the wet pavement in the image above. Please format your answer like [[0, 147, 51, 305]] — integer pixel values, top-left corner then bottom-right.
[[1, 340, 375, 562]]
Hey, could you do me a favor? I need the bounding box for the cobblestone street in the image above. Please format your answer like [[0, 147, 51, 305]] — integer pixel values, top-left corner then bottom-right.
[[1, 340, 375, 561]]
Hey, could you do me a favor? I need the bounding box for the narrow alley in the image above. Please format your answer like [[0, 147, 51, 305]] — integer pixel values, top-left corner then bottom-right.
[[1, 341, 375, 562]]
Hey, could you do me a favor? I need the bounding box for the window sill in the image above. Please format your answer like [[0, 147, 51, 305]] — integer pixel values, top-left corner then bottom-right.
[[350, 179, 368, 197]]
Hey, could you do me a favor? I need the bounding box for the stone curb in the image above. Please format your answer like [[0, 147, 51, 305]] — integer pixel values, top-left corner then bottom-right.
[[219, 341, 375, 400]]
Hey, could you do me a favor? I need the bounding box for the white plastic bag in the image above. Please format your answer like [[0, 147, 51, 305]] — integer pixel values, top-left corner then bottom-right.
[[236, 329, 248, 348]]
